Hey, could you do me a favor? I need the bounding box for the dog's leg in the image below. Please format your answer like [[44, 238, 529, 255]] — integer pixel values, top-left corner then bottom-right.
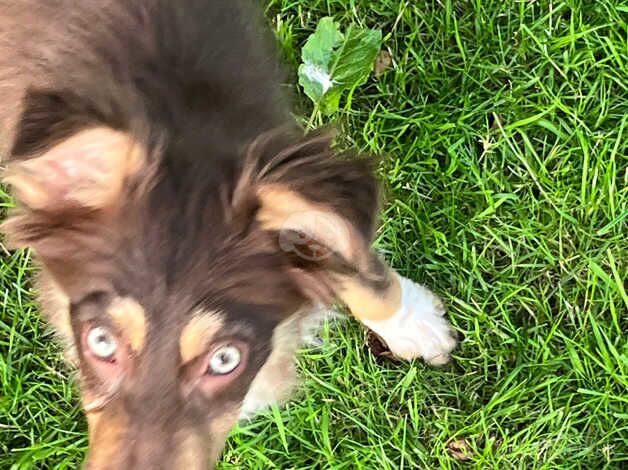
[[240, 305, 333, 418], [337, 254, 456, 365]]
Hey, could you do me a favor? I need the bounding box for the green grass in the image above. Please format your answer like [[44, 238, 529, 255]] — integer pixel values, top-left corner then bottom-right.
[[2, 0, 627, 468]]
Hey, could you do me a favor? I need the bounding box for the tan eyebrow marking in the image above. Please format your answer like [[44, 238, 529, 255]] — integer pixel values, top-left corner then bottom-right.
[[107, 297, 147, 353], [179, 310, 225, 363]]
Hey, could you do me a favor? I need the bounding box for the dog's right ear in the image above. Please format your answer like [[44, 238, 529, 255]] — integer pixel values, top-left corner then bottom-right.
[[1, 89, 148, 299], [3, 89, 144, 214], [4, 127, 143, 213]]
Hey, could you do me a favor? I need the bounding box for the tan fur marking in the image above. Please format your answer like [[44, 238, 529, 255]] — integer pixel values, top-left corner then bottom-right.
[[34, 269, 75, 363], [257, 184, 354, 260], [257, 184, 401, 322], [338, 270, 402, 322], [241, 314, 300, 417], [3, 127, 144, 210], [174, 431, 210, 470], [107, 297, 147, 353], [85, 408, 129, 467], [207, 407, 241, 464], [179, 311, 224, 363]]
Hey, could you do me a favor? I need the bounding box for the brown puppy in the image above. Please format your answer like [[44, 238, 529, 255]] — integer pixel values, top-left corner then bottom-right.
[[0, 1, 456, 468]]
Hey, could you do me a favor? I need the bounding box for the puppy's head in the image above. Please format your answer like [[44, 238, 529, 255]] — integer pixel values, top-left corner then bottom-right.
[[2, 90, 379, 469]]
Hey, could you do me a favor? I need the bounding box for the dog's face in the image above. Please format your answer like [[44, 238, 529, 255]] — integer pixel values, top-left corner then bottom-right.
[[3, 99, 379, 467], [64, 219, 297, 469], [75, 296, 273, 468]]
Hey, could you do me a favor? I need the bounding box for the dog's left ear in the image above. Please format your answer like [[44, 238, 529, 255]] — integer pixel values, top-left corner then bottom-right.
[[238, 130, 384, 304]]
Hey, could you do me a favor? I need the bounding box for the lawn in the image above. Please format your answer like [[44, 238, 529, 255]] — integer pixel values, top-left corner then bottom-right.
[[1, 0, 627, 468]]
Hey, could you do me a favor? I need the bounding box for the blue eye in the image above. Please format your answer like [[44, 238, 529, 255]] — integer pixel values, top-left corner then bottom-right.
[[208, 344, 241, 375], [86, 326, 118, 360]]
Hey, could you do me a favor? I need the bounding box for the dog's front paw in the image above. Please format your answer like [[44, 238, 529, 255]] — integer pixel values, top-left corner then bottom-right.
[[362, 276, 457, 365]]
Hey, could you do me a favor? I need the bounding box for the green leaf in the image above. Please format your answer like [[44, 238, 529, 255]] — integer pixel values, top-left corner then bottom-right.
[[298, 17, 382, 115], [301, 17, 344, 69]]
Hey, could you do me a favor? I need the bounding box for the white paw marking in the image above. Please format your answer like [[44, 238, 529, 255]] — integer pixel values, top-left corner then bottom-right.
[[362, 276, 457, 365]]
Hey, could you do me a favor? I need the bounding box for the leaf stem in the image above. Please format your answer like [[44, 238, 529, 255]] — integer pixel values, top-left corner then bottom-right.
[[306, 105, 320, 132]]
